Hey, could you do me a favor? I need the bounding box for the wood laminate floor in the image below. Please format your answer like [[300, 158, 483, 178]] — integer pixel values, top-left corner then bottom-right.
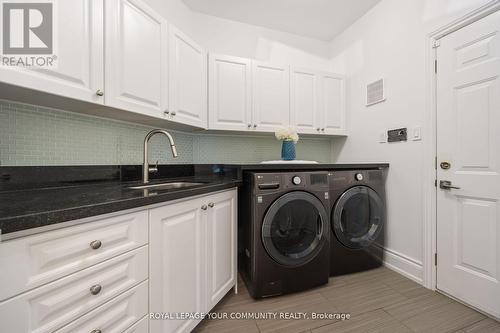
[[194, 267, 500, 333]]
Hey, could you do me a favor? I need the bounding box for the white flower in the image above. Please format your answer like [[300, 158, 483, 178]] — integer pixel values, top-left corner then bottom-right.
[[275, 127, 299, 143]]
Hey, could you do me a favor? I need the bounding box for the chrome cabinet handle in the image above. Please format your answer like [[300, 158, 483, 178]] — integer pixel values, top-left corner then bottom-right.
[[91, 330, 102, 333], [316, 128, 320, 131], [208, 202, 215, 208], [439, 180, 461, 190], [90, 284, 102, 295], [201, 205, 208, 210], [253, 124, 257, 128], [89, 240, 102, 250], [247, 124, 252, 128], [96, 90, 104, 96], [171, 111, 177, 116], [164, 110, 170, 116], [321, 128, 325, 132]]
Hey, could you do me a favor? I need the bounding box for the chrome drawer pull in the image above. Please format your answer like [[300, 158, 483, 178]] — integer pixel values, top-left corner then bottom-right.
[[91, 330, 102, 333], [90, 284, 102, 295], [208, 202, 215, 208], [89, 240, 102, 250]]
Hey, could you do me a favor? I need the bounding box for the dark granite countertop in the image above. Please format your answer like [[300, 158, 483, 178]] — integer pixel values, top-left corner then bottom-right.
[[0, 176, 241, 238], [226, 163, 389, 171], [0, 163, 388, 239]]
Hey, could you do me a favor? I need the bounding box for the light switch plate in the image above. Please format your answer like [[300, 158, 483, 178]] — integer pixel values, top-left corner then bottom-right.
[[379, 131, 387, 143], [412, 126, 422, 141]]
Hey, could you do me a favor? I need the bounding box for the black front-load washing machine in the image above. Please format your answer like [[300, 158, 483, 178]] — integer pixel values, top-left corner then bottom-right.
[[328, 169, 387, 276], [238, 171, 330, 298]]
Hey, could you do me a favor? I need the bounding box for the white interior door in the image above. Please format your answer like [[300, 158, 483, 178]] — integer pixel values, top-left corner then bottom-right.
[[436, 9, 500, 319], [252, 61, 290, 132], [169, 25, 207, 129]]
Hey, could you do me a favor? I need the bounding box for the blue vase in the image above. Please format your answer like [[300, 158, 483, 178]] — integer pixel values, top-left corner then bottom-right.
[[281, 140, 296, 161]]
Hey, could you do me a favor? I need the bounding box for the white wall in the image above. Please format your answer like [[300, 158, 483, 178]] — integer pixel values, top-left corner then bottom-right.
[[328, 0, 492, 283], [144, 0, 331, 70]]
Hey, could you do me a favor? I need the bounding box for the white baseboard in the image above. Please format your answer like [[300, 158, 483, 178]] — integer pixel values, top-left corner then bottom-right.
[[373, 245, 424, 285]]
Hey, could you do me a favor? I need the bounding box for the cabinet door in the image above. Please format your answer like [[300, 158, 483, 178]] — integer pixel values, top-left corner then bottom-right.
[[252, 61, 290, 132], [168, 25, 207, 128], [0, 0, 104, 104], [206, 190, 237, 310], [319, 73, 346, 135], [105, 0, 168, 118], [149, 198, 205, 333], [290, 68, 319, 134], [208, 54, 252, 131]]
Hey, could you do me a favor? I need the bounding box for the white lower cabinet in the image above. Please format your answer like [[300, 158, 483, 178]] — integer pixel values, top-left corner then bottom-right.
[[54, 281, 149, 333], [0, 246, 148, 333], [149, 189, 237, 333], [149, 196, 205, 333], [206, 190, 237, 310], [0, 189, 237, 333]]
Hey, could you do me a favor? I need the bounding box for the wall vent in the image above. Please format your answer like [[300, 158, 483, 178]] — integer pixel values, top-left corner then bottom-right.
[[366, 79, 385, 106]]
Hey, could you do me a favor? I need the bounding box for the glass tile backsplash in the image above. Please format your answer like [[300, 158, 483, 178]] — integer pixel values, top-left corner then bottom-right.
[[0, 100, 333, 166]]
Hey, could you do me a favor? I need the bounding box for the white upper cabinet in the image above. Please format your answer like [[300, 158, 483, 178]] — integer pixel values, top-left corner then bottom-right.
[[290, 68, 319, 134], [168, 25, 207, 129], [208, 54, 252, 131], [105, 0, 168, 118], [252, 61, 290, 132], [290, 69, 347, 135], [320, 72, 346, 135], [0, 0, 104, 104]]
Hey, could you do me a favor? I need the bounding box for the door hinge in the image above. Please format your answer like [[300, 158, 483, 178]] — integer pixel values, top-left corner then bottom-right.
[[434, 59, 438, 73], [434, 179, 437, 187], [434, 253, 438, 266], [433, 40, 441, 48], [435, 156, 437, 169]]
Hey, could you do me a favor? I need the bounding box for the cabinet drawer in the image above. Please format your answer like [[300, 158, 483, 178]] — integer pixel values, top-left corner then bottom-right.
[[54, 281, 148, 333], [124, 315, 149, 333], [0, 246, 148, 333], [0, 211, 148, 300]]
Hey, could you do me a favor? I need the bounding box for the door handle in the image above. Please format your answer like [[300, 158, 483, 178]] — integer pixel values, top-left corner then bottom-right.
[[439, 180, 461, 190]]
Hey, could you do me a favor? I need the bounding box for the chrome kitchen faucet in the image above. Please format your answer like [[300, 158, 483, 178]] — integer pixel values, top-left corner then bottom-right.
[[143, 129, 178, 183]]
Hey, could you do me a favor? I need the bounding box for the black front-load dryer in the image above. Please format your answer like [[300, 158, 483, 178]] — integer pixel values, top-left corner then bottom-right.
[[328, 169, 387, 276], [238, 171, 330, 298]]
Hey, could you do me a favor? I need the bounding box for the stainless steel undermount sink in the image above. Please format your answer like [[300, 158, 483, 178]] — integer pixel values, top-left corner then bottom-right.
[[128, 181, 207, 191]]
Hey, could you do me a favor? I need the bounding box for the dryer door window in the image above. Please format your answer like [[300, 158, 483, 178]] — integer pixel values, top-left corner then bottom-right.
[[262, 191, 328, 267], [332, 186, 385, 249]]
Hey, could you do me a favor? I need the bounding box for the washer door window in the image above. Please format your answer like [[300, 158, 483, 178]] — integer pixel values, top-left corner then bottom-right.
[[332, 186, 384, 249], [262, 192, 328, 267]]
